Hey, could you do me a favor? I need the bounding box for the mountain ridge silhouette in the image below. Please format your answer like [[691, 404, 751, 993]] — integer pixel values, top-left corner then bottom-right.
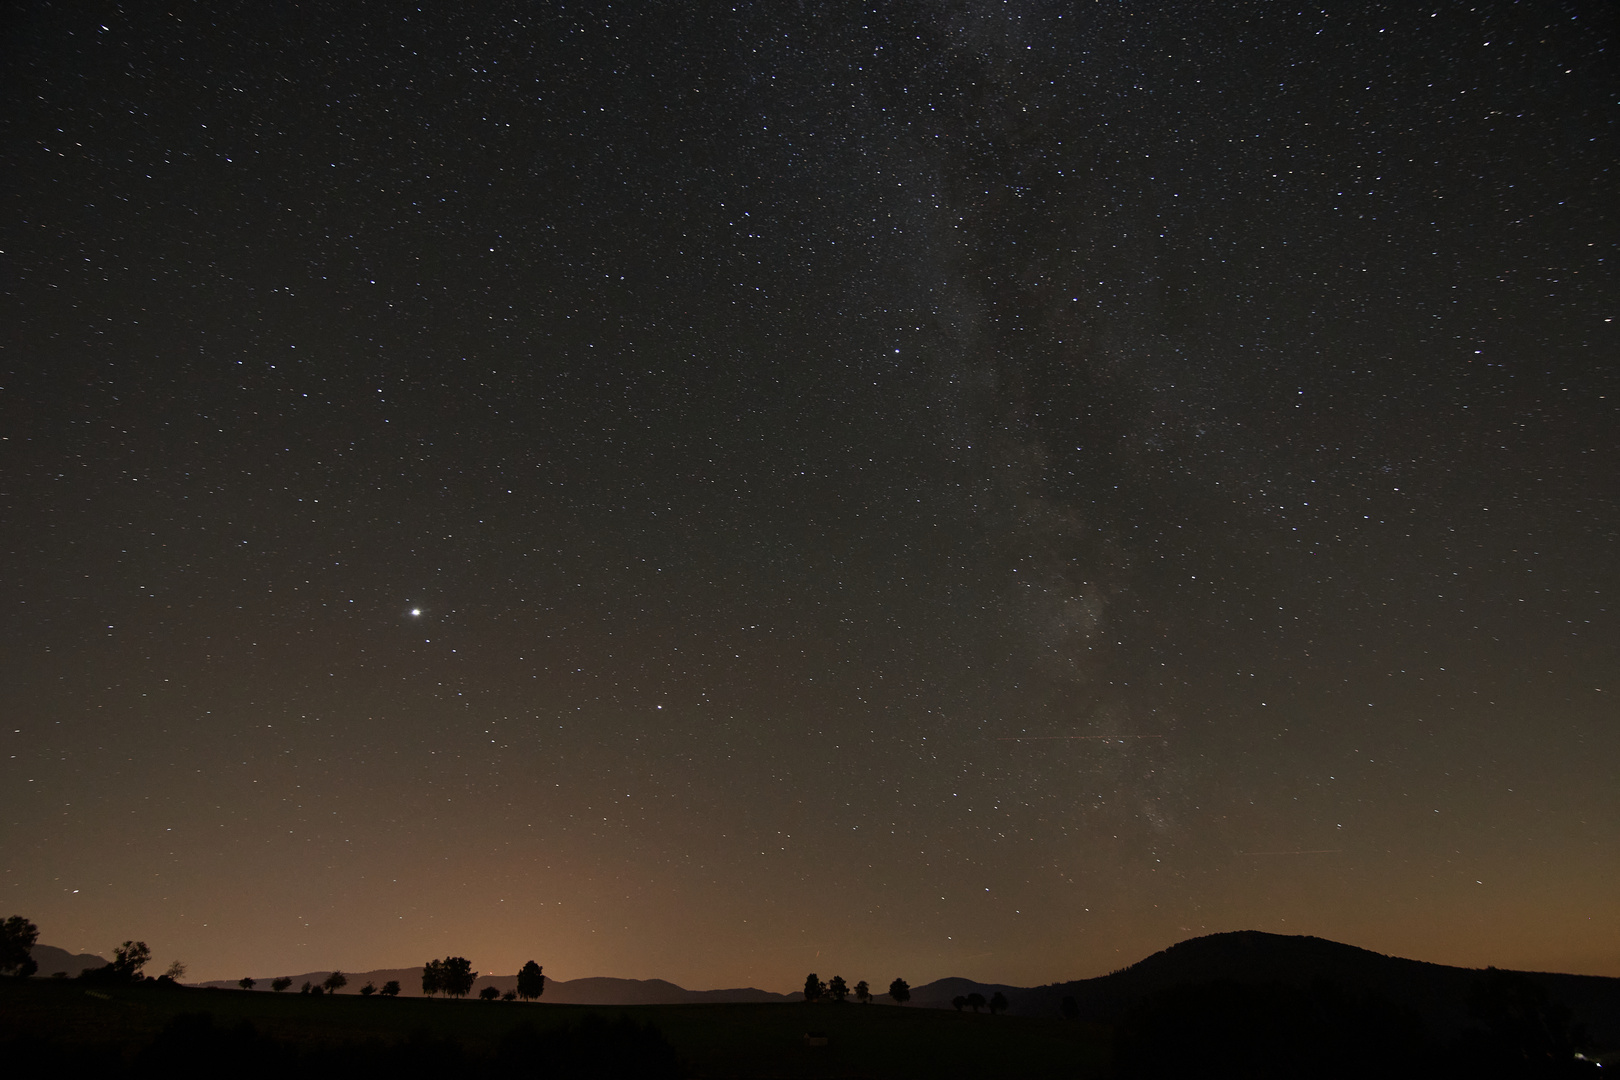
[[913, 930, 1619, 1046], [75, 929, 1612, 1045]]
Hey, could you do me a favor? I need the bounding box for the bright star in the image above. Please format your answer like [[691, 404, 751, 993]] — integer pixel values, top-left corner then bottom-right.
[[409, 608, 421, 617]]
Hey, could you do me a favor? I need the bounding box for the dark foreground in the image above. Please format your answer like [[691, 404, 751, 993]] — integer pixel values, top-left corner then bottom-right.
[[0, 977, 1107, 1079], [0, 974, 1602, 1078]]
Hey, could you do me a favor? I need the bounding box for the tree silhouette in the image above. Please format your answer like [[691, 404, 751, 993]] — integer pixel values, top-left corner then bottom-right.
[[300, 981, 312, 994], [238, 977, 255, 991], [966, 992, 986, 1013], [113, 941, 151, 980], [0, 916, 40, 978], [479, 985, 501, 1000], [422, 959, 445, 997], [952, 996, 967, 1012], [83, 940, 151, 983], [803, 973, 825, 1002], [441, 957, 477, 998], [502, 990, 518, 1001], [516, 960, 546, 1001], [322, 970, 348, 994], [989, 992, 1008, 1015], [854, 980, 871, 1005], [271, 977, 292, 993], [889, 978, 910, 1004], [827, 975, 849, 1003], [359, 982, 376, 996], [163, 960, 187, 982], [380, 980, 401, 997]]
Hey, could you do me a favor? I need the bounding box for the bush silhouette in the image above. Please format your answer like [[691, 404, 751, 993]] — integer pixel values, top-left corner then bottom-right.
[[271, 977, 292, 993], [238, 977, 255, 991], [380, 980, 401, 997], [359, 982, 376, 996], [479, 985, 501, 1000]]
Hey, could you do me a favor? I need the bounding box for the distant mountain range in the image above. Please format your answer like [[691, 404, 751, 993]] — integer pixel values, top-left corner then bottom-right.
[[30, 944, 109, 978], [193, 968, 799, 1005], [41, 930, 1619, 1049]]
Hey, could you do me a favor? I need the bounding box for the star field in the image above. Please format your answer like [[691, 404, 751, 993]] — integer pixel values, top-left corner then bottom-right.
[[1, 0, 1616, 987]]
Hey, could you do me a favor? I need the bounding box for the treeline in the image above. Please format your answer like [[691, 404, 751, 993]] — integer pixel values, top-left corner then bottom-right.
[[231, 955, 547, 1002], [2, 915, 548, 1005], [802, 973, 913, 1006]]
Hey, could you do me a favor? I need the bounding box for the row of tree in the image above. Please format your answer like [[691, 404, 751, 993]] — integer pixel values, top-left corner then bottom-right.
[[234, 957, 544, 1000], [802, 974, 911, 1005], [418, 957, 545, 1000], [3, 915, 550, 1004], [9, 916, 913, 1016], [236, 956, 546, 1001]]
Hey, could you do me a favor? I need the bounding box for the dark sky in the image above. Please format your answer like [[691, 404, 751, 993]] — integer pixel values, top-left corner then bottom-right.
[[2, 0, 1615, 987]]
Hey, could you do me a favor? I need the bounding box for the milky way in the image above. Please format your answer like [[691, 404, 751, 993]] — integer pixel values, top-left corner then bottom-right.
[[2, 1, 1615, 986]]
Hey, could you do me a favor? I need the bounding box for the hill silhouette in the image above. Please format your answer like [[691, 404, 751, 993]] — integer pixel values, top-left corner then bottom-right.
[[1012, 931, 1619, 1047], [165, 930, 1619, 1051], [28, 944, 109, 979], [908, 976, 1027, 1011]]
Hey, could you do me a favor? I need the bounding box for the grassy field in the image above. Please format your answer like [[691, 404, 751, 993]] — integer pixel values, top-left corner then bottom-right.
[[0, 978, 1112, 1079]]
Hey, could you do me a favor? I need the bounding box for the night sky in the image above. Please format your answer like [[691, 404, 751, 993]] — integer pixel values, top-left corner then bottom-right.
[[3, 1, 1616, 988]]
